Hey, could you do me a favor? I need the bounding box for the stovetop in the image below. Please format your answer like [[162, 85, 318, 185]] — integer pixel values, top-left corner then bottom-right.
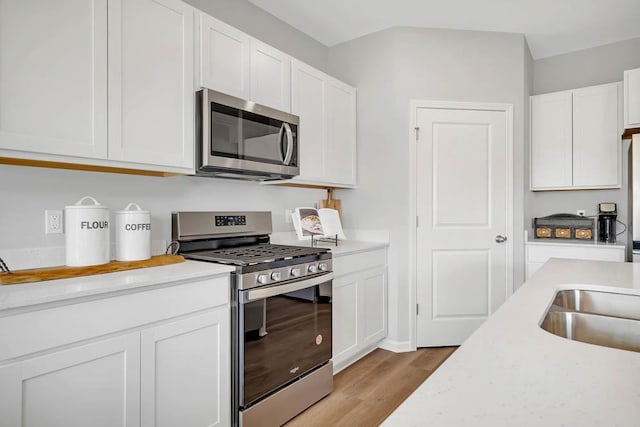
[[182, 243, 330, 266]]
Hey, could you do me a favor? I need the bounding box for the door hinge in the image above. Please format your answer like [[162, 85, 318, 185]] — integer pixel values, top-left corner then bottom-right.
[[416, 216, 419, 228], [416, 304, 419, 315], [415, 127, 420, 140]]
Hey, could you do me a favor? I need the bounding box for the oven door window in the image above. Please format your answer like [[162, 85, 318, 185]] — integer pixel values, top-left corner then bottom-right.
[[210, 103, 298, 166], [241, 282, 331, 407]]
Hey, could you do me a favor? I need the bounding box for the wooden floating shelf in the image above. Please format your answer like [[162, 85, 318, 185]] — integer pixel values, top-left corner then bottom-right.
[[0, 157, 182, 177], [622, 127, 640, 139], [0, 255, 185, 286]]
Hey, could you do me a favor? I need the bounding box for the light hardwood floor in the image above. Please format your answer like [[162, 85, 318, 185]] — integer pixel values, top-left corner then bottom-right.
[[285, 347, 457, 427]]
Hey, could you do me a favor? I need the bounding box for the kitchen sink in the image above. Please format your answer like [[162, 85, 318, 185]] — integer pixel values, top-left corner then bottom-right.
[[550, 289, 640, 321], [541, 289, 640, 353]]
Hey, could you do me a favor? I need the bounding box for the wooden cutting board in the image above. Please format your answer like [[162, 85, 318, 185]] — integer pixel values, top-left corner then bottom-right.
[[0, 255, 185, 285], [319, 188, 342, 217]]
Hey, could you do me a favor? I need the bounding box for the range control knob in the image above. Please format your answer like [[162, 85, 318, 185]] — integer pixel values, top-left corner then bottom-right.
[[318, 262, 328, 271], [290, 268, 302, 277], [257, 274, 269, 284], [308, 264, 318, 273], [271, 272, 282, 281]]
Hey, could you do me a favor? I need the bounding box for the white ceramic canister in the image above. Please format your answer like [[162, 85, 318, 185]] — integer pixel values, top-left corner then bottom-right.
[[64, 196, 110, 266], [115, 203, 151, 261]]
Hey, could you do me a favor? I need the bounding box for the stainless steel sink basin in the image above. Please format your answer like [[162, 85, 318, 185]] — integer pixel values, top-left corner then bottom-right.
[[550, 289, 640, 321], [541, 311, 640, 353], [541, 289, 640, 353]]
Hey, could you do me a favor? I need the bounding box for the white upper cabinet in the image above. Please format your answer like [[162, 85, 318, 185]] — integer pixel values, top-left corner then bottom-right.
[[291, 60, 327, 181], [624, 68, 640, 129], [198, 13, 291, 112], [326, 79, 357, 186], [572, 84, 620, 187], [250, 40, 291, 112], [530, 91, 573, 189], [530, 82, 621, 191], [0, 0, 195, 174], [0, 0, 108, 159], [285, 59, 357, 188], [199, 14, 251, 100], [108, 0, 194, 169]]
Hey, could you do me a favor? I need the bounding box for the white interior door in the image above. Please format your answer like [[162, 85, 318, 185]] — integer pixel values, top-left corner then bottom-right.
[[415, 104, 512, 347]]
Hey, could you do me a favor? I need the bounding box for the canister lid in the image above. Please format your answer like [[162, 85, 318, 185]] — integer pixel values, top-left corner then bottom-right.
[[65, 196, 108, 210], [115, 202, 149, 215]]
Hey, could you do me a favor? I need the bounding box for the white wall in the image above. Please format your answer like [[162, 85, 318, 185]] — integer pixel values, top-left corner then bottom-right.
[[526, 37, 640, 239], [0, 165, 325, 256], [183, 0, 328, 72], [328, 27, 528, 349]]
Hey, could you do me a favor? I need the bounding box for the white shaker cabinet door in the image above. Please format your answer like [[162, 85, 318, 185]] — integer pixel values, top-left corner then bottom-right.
[[360, 267, 387, 346], [141, 308, 230, 427], [108, 0, 194, 170], [530, 91, 573, 189], [0, 0, 108, 159], [250, 40, 291, 112], [332, 275, 359, 368], [291, 59, 327, 181], [0, 333, 141, 427], [326, 79, 357, 186], [572, 82, 621, 188], [199, 13, 251, 100], [624, 68, 640, 129]]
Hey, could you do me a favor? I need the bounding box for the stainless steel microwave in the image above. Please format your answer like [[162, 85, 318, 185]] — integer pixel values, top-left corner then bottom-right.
[[196, 89, 299, 180]]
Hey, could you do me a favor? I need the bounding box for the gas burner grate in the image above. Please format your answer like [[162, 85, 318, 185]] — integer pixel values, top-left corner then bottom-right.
[[184, 244, 328, 266]]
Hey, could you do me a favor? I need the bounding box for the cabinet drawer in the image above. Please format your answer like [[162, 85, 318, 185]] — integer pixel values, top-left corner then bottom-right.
[[333, 249, 387, 277], [527, 244, 625, 263], [0, 277, 229, 361]]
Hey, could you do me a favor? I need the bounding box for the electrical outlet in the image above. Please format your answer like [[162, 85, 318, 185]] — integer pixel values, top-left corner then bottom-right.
[[577, 210, 586, 217], [45, 210, 63, 234], [285, 209, 293, 223]]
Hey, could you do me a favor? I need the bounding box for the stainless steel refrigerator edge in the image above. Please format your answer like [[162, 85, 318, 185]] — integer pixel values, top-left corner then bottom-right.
[[628, 134, 640, 261]]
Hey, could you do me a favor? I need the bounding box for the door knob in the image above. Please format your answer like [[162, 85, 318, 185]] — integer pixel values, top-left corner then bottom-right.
[[495, 235, 507, 243]]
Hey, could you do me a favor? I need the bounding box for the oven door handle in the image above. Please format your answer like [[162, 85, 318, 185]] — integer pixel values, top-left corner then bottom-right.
[[241, 272, 333, 303]]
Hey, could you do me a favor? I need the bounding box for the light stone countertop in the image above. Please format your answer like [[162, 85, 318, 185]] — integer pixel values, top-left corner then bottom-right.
[[526, 237, 626, 249], [270, 231, 389, 257], [383, 258, 640, 426], [0, 261, 234, 312], [0, 234, 388, 313]]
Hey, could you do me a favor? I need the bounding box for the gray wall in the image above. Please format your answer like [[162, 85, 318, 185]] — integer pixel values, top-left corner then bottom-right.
[[184, 0, 328, 71], [0, 0, 329, 256], [525, 37, 640, 239], [328, 27, 528, 347]]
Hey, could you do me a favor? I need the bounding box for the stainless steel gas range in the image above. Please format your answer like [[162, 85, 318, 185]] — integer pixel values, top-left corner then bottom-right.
[[172, 211, 333, 427]]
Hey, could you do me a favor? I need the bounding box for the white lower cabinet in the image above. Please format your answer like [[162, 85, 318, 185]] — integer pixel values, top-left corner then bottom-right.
[[141, 309, 229, 427], [0, 275, 230, 427], [525, 241, 626, 279], [0, 333, 141, 427], [332, 248, 387, 373]]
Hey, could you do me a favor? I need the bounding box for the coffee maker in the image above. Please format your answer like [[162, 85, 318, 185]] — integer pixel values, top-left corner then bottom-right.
[[598, 202, 617, 243]]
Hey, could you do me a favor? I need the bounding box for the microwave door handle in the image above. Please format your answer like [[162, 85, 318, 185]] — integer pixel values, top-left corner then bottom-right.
[[241, 272, 333, 303], [278, 123, 286, 162], [282, 123, 294, 166]]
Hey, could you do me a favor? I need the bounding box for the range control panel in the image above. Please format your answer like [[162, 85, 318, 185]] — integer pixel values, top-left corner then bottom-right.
[[215, 215, 247, 226]]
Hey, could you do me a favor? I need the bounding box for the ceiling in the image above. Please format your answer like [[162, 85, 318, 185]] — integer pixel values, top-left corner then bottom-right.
[[247, 0, 640, 59]]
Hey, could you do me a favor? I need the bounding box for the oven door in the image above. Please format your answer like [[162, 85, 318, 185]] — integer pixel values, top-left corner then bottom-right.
[[239, 272, 332, 408], [199, 89, 299, 179]]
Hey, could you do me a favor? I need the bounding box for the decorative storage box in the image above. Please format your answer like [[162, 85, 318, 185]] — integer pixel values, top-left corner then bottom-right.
[[533, 213, 594, 240]]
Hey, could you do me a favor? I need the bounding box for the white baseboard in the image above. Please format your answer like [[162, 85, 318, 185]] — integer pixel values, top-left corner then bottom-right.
[[378, 338, 414, 353]]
